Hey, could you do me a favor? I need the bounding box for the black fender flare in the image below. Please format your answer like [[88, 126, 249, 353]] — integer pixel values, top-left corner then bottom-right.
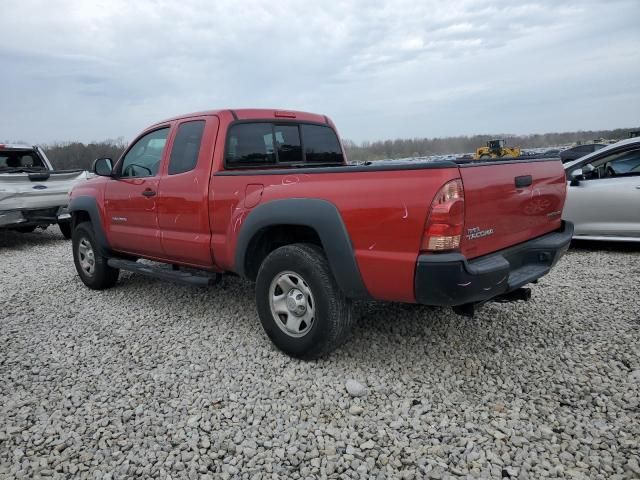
[[235, 198, 370, 299], [68, 196, 110, 253]]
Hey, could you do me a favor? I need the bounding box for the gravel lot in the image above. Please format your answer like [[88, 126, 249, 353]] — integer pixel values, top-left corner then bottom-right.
[[1, 229, 639, 479]]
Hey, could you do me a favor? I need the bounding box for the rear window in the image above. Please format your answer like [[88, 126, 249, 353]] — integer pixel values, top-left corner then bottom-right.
[[275, 124, 302, 163], [225, 122, 343, 168], [0, 150, 45, 170], [301, 124, 344, 164], [226, 123, 275, 167]]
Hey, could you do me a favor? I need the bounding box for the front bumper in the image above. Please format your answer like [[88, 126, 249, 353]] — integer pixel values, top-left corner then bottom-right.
[[415, 221, 574, 306], [0, 206, 71, 229]]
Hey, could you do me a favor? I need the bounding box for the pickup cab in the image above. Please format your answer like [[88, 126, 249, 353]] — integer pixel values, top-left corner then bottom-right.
[[69, 109, 573, 358]]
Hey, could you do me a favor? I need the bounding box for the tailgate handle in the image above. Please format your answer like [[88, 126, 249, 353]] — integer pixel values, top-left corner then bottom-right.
[[515, 175, 532, 188]]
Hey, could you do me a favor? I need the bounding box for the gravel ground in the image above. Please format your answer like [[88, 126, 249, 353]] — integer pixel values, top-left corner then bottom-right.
[[1, 228, 639, 479]]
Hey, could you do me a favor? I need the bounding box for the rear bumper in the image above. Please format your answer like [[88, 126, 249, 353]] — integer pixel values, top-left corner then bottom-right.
[[415, 221, 574, 306]]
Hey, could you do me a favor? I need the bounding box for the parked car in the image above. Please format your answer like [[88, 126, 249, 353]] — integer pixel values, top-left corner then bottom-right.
[[563, 137, 640, 241], [560, 143, 606, 163], [542, 149, 561, 158], [68, 109, 572, 358], [0, 144, 88, 237]]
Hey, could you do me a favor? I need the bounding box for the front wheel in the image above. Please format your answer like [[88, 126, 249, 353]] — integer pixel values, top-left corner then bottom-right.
[[255, 243, 353, 359], [72, 222, 119, 289]]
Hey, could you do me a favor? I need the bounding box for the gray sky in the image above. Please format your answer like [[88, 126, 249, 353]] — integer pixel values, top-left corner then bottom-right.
[[1, 0, 639, 144]]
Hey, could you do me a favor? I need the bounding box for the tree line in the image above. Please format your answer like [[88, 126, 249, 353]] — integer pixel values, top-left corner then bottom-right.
[[43, 139, 128, 170], [15, 126, 638, 170]]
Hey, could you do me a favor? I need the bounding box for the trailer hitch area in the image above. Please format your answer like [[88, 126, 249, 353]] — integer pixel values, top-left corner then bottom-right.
[[451, 287, 532, 318], [493, 287, 532, 303]]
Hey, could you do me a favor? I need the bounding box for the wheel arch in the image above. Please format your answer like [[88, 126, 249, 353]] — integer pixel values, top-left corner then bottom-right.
[[69, 196, 110, 253], [235, 199, 370, 299]]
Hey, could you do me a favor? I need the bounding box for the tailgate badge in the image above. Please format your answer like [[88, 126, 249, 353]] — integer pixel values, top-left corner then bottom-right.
[[32, 184, 47, 190], [466, 226, 495, 240]]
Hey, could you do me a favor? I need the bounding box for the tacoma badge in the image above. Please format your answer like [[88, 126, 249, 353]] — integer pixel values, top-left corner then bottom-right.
[[466, 226, 495, 240]]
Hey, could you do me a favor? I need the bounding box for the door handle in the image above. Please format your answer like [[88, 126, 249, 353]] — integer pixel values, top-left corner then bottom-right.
[[515, 175, 533, 188], [142, 189, 156, 197]]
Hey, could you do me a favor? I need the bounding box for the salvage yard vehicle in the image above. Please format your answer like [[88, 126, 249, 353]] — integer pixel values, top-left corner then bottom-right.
[[0, 144, 87, 238], [564, 137, 640, 242], [474, 139, 521, 159], [560, 143, 606, 163], [68, 109, 573, 359]]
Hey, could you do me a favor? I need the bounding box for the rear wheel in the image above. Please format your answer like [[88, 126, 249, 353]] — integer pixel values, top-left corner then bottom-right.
[[255, 243, 353, 359], [72, 222, 119, 289], [59, 222, 72, 239]]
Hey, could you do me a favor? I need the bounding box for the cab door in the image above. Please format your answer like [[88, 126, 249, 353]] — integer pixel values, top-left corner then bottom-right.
[[104, 126, 171, 257], [157, 116, 219, 266]]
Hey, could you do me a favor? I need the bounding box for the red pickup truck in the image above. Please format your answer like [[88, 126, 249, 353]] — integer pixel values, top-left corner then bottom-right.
[[69, 109, 573, 358]]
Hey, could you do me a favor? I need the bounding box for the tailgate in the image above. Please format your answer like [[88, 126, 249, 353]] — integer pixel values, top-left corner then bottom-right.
[[458, 159, 566, 259]]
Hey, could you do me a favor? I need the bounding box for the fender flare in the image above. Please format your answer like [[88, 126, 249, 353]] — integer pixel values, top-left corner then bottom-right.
[[235, 198, 370, 299], [68, 195, 110, 253]]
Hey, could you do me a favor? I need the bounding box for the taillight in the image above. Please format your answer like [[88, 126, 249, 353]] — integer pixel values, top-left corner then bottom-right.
[[421, 179, 465, 251]]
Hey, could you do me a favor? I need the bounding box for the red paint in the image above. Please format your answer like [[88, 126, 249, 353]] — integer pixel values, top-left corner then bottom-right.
[[70, 108, 567, 303]]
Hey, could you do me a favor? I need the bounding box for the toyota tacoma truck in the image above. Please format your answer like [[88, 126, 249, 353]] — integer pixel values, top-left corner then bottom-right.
[[1, 144, 88, 237], [68, 109, 573, 359]]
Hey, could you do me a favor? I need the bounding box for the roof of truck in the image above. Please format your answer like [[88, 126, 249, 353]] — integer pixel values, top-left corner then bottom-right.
[[150, 109, 330, 127]]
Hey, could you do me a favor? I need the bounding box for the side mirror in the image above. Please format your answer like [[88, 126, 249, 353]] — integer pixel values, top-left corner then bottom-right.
[[92, 157, 113, 176], [569, 168, 583, 186]]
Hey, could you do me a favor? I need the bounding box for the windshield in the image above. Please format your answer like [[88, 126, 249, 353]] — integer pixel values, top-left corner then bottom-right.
[[0, 150, 47, 172]]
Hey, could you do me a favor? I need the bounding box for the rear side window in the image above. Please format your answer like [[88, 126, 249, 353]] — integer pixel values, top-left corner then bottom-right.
[[226, 123, 275, 167], [168, 120, 205, 175], [301, 124, 344, 164]]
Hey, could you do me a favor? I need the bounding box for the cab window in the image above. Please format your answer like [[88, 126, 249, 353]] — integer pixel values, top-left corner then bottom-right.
[[120, 128, 169, 178], [168, 121, 205, 175], [572, 147, 640, 180]]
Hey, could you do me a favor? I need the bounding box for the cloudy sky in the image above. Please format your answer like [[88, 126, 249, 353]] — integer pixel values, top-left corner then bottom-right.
[[1, 0, 638, 144]]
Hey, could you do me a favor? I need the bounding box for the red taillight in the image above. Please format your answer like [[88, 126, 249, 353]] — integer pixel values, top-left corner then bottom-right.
[[421, 179, 465, 251]]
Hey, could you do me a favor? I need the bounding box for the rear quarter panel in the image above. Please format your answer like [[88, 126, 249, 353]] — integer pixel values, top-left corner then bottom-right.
[[210, 167, 459, 302]]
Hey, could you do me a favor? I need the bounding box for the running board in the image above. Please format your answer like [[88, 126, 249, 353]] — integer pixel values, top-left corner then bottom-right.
[[107, 258, 221, 287]]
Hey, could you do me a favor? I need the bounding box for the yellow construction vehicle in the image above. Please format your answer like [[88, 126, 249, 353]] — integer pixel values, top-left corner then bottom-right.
[[475, 139, 521, 159]]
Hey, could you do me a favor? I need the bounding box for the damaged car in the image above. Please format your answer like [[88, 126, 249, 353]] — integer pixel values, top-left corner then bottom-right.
[[0, 144, 88, 238]]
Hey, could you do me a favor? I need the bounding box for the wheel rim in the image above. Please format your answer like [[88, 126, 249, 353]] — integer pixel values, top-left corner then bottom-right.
[[78, 238, 96, 277], [269, 271, 315, 338]]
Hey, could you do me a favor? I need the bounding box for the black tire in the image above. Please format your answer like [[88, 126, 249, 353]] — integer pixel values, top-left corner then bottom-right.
[[59, 221, 72, 239], [15, 226, 36, 233], [72, 222, 119, 290], [255, 243, 353, 359]]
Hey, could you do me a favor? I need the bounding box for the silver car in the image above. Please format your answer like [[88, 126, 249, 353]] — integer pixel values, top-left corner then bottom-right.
[[563, 137, 640, 242]]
